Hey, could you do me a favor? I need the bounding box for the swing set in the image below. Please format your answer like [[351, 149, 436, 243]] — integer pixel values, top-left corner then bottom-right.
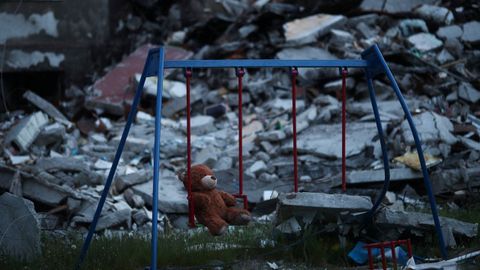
[[75, 44, 448, 270]]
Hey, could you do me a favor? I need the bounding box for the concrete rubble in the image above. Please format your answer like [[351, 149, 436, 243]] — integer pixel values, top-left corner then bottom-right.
[[0, 0, 479, 263]]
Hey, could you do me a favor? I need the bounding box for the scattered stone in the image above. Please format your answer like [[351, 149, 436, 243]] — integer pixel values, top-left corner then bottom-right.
[[461, 21, 480, 43], [458, 82, 480, 103], [23, 90, 72, 127], [132, 175, 188, 213], [180, 115, 215, 135], [399, 19, 428, 37], [115, 170, 151, 192], [436, 25, 463, 40], [277, 192, 373, 222], [359, 0, 436, 14], [247, 160, 267, 176], [283, 14, 346, 45], [407, 33, 443, 52], [123, 188, 145, 208], [401, 111, 457, 145], [376, 208, 478, 238], [0, 192, 41, 260], [284, 122, 386, 159], [346, 168, 422, 185], [414, 4, 454, 25], [5, 112, 49, 152], [436, 49, 455, 64]]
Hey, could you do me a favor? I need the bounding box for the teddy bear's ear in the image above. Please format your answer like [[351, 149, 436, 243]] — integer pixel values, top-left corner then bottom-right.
[[176, 168, 186, 183]]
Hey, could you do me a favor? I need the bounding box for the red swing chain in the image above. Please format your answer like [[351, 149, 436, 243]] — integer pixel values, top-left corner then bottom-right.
[[185, 68, 195, 228], [341, 67, 348, 192], [291, 67, 299, 193], [234, 68, 248, 209]]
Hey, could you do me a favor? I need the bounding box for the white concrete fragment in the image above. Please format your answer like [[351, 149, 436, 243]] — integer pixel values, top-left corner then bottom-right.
[[283, 14, 346, 45]]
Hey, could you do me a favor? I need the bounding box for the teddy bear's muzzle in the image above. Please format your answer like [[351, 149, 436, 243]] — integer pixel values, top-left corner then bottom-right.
[[201, 175, 217, 189]]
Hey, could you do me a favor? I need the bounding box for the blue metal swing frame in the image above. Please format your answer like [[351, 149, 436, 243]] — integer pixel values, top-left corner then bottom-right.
[[75, 44, 448, 270]]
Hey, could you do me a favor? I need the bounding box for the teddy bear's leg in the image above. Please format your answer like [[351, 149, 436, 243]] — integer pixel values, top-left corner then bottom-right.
[[225, 208, 251, 225], [203, 216, 229, 236]]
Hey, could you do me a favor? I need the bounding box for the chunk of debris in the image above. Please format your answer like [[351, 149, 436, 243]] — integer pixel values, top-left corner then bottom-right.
[[5, 112, 49, 152], [401, 111, 457, 145], [85, 45, 193, 115], [461, 21, 480, 44], [276, 192, 372, 222], [23, 90, 72, 127], [376, 208, 478, 238], [414, 4, 454, 25], [115, 170, 150, 193], [407, 33, 443, 52], [132, 175, 188, 213], [0, 192, 41, 260], [359, 0, 436, 14], [436, 25, 463, 40], [458, 82, 480, 103], [283, 14, 346, 45], [346, 168, 423, 185]]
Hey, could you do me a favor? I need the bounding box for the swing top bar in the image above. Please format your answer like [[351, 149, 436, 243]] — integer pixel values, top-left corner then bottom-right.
[[144, 48, 368, 77]]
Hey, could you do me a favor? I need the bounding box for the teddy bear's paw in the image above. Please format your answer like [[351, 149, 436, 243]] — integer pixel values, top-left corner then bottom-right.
[[218, 225, 228, 235], [236, 214, 252, 224]]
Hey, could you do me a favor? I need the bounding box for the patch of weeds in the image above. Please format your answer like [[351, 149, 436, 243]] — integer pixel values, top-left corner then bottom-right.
[[0, 224, 276, 270]]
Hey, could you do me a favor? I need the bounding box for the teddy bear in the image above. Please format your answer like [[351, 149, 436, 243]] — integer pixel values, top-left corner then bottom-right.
[[178, 164, 251, 235]]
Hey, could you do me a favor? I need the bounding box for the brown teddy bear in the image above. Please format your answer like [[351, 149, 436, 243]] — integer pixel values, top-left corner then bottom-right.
[[178, 164, 251, 235]]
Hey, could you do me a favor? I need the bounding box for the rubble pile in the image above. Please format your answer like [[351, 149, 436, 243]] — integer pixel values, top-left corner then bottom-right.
[[1, 0, 479, 255]]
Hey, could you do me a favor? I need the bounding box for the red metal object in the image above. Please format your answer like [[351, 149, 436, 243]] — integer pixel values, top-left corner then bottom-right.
[[185, 69, 195, 228], [341, 67, 348, 192], [291, 67, 299, 193], [364, 239, 413, 270], [233, 68, 248, 209]]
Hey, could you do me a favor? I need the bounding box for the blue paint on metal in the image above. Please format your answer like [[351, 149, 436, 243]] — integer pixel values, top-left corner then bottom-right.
[[365, 74, 391, 217], [75, 51, 151, 270], [150, 47, 165, 270], [76, 44, 448, 269], [362, 44, 448, 259]]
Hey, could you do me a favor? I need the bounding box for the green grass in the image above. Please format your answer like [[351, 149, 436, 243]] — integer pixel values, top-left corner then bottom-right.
[[2, 206, 479, 270], [0, 225, 276, 270]]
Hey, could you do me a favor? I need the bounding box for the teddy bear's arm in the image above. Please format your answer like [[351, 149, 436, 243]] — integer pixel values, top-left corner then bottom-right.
[[219, 191, 236, 207]]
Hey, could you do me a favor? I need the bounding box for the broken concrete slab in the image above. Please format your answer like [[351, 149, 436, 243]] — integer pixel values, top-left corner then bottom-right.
[[131, 174, 187, 213], [430, 167, 480, 194], [28, 157, 102, 187], [276, 47, 338, 80], [0, 166, 73, 207], [23, 90, 72, 127], [5, 111, 49, 152], [344, 168, 423, 185], [376, 208, 478, 238], [246, 160, 267, 177], [359, 0, 436, 15], [85, 44, 193, 115], [0, 192, 41, 260], [96, 201, 132, 231], [180, 115, 215, 135], [401, 111, 457, 145], [407, 33, 443, 52], [414, 4, 454, 25], [458, 82, 480, 103], [276, 192, 373, 223], [461, 21, 480, 44], [115, 170, 150, 193], [283, 121, 386, 159], [283, 14, 346, 45], [399, 19, 428, 37], [436, 25, 463, 40]]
